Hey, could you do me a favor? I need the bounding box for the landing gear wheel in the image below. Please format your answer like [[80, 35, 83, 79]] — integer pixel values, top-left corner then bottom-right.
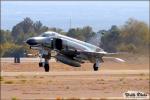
[[44, 63, 49, 72], [93, 63, 98, 71], [39, 62, 43, 67]]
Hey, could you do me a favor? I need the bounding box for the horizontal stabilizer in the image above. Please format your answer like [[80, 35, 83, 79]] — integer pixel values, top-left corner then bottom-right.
[[114, 58, 125, 62], [103, 57, 125, 63]]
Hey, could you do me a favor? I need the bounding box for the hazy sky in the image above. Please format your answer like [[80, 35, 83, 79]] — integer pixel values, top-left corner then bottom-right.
[[1, 1, 149, 31]]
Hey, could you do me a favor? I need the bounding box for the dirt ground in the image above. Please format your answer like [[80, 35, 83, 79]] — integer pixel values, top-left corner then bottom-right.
[[0, 56, 149, 100], [1, 60, 149, 72]]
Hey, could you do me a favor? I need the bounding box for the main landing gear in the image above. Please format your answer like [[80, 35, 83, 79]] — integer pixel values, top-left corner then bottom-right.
[[44, 59, 49, 72], [93, 63, 99, 71], [39, 62, 43, 67], [93, 59, 100, 71]]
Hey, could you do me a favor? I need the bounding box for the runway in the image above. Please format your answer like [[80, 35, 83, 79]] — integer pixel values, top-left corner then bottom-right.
[[0, 57, 125, 63], [0, 57, 56, 63], [1, 70, 149, 77]]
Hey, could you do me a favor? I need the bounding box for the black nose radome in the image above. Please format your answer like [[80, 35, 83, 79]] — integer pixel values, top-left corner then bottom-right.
[[26, 39, 38, 45]]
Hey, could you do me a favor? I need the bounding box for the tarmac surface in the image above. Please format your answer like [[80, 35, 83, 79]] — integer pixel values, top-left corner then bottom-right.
[[1, 70, 149, 76], [0, 57, 56, 63]]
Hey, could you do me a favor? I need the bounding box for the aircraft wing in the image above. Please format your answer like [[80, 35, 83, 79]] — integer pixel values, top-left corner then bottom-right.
[[79, 51, 106, 57], [78, 51, 125, 63]]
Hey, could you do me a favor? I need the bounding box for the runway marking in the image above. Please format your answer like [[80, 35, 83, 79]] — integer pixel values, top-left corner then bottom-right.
[[0, 57, 56, 62], [1, 70, 149, 77]]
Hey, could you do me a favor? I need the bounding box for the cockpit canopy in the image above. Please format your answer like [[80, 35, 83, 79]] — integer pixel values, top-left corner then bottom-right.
[[39, 31, 58, 37]]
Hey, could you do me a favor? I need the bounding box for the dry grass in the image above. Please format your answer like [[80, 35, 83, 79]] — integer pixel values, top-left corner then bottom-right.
[[11, 96, 18, 100], [4, 80, 14, 84], [66, 97, 80, 100], [48, 80, 52, 83], [0, 76, 4, 81], [140, 73, 145, 76], [20, 79, 27, 83], [66, 86, 70, 89], [119, 78, 124, 81], [97, 79, 105, 82], [56, 96, 62, 100], [39, 76, 44, 78], [139, 78, 143, 80], [33, 75, 37, 78], [55, 97, 81, 100], [55, 98, 106, 100], [16, 75, 26, 79], [100, 98, 107, 100], [96, 79, 105, 84]]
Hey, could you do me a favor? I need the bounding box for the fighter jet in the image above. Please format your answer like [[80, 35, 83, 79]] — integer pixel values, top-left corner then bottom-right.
[[26, 31, 124, 72]]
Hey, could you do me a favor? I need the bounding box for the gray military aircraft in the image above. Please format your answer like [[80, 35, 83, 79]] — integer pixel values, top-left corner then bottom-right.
[[26, 31, 124, 72]]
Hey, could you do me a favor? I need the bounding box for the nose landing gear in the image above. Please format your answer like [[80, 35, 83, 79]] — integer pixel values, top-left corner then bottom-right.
[[39, 60, 50, 72], [39, 62, 43, 67], [39, 52, 50, 72]]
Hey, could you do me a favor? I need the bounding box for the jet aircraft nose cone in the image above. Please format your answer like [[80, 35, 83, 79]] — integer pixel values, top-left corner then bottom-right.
[[26, 38, 38, 45]]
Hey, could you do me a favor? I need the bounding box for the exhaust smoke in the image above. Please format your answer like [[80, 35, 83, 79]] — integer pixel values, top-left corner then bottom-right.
[[87, 32, 102, 47]]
